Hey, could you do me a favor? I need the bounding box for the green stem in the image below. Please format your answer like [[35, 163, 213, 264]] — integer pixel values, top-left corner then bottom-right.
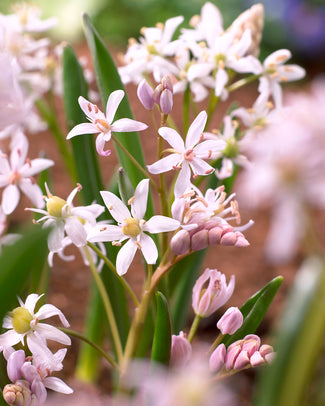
[[183, 85, 191, 135], [111, 134, 159, 191], [35, 99, 77, 182], [206, 91, 220, 128], [87, 242, 139, 306], [187, 314, 202, 343], [120, 259, 175, 374], [209, 333, 225, 354], [227, 74, 261, 93], [61, 327, 119, 370], [83, 246, 123, 365]]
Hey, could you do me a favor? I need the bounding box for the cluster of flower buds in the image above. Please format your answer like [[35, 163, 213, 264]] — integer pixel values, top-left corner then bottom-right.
[[209, 334, 275, 373], [171, 186, 252, 255], [137, 76, 174, 114]]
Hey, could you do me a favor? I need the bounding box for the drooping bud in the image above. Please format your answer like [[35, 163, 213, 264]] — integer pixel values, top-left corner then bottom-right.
[[11, 308, 33, 335], [228, 4, 264, 57], [3, 381, 32, 406], [192, 268, 235, 318], [170, 331, 192, 367], [217, 307, 243, 335], [209, 343, 226, 373], [137, 79, 155, 110]]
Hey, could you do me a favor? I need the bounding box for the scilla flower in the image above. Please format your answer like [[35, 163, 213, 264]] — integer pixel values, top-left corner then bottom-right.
[[0, 294, 70, 353], [88, 179, 180, 275]]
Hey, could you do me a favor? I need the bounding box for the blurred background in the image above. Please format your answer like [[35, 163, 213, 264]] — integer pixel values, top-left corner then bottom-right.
[[1, 0, 325, 69]]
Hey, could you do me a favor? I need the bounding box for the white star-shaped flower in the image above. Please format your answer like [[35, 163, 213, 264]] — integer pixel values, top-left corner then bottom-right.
[[88, 179, 180, 275], [147, 111, 226, 197], [67, 90, 148, 156]]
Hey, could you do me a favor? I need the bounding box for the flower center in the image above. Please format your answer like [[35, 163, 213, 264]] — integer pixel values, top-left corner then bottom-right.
[[122, 217, 141, 238], [184, 149, 195, 161], [8, 171, 21, 185], [46, 196, 67, 217], [222, 137, 239, 158], [94, 119, 110, 133], [11, 307, 33, 334], [215, 53, 226, 69]]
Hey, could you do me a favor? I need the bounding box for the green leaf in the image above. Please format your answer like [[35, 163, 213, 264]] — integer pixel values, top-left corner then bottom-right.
[[82, 14, 148, 189], [170, 250, 206, 333], [118, 167, 135, 205], [254, 257, 325, 406], [62, 45, 104, 204], [0, 226, 49, 326], [222, 276, 283, 347], [151, 292, 172, 365]]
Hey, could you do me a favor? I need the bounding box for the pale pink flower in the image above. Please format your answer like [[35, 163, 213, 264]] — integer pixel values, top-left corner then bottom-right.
[[147, 111, 225, 197], [257, 49, 306, 107], [0, 132, 54, 215], [88, 179, 180, 275], [192, 268, 235, 318], [4, 348, 72, 406], [66, 90, 148, 156], [0, 294, 70, 353], [170, 332, 192, 367]]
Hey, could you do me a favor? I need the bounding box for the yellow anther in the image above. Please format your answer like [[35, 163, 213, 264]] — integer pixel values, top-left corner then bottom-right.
[[122, 217, 141, 238], [46, 196, 66, 217], [11, 307, 33, 334]]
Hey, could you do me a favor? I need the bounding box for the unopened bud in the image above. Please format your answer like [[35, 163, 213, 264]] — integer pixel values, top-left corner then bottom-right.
[[217, 307, 243, 335], [191, 229, 209, 251], [192, 268, 235, 318], [233, 350, 250, 370], [170, 331, 192, 367], [3, 381, 32, 406], [241, 334, 261, 357], [209, 343, 226, 373], [160, 89, 173, 114], [137, 80, 154, 110], [171, 229, 190, 255]]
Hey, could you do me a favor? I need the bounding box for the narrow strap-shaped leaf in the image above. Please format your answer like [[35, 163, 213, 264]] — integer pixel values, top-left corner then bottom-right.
[[0, 226, 49, 324], [151, 292, 172, 365], [222, 276, 283, 347], [170, 250, 206, 333], [254, 257, 325, 406], [63, 45, 104, 203], [82, 14, 148, 189]]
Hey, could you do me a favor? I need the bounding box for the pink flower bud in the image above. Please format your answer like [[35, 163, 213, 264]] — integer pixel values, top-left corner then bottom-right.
[[209, 343, 226, 373], [153, 84, 163, 104], [192, 269, 235, 318], [233, 350, 250, 370], [137, 79, 154, 110], [225, 343, 242, 370], [160, 89, 173, 114], [3, 382, 32, 406], [161, 75, 173, 92], [250, 350, 265, 368], [171, 229, 190, 255], [191, 229, 209, 251], [170, 331, 192, 367], [241, 334, 261, 357], [217, 307, 243, 335], [259, 344, 275, 363]]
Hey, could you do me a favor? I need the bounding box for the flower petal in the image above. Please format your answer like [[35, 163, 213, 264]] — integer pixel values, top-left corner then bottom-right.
[[174, 164, 191, 198], [140, 233, 158, 264], [19, 179, 45, 208], [65, 217, 87, 247], [147, 153, 181, 174], [116, 239, 137, 276], [44, 377, 73, 394], [131, 179, 149, 220], [7, 350, 25, 382], [106, 90, 124, 124], [35, 304, 69, 327], [24, 294, 42, 314], [95, 133, 111, 157], [158, 127, 185, 151], [111, 118, 147, 133], [100, 191, 131, 223], [0, 329, 22, 347], [2, 184, 20, 215], [34, 323, 71, 345], [66, 123, 99, 139], [87, 224, 125, 242], [20, 158, 54, 177], [185, 111, 207, 149], [143, 215, 180, 233]]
